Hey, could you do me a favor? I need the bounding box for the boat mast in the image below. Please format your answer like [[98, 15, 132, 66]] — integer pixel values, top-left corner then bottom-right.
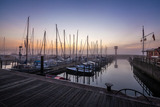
[[69, 34, 71, 59], [3, 37, 5, 55], [36, 40, 38, 55], [79, 40, 82, 58], [51, 40, 53, 56], [32, 28, 34, 56], [64, 30, 66, 59], [26, 16, 29, 64], [73, 34, 75, 60], [76, 30, 78, 62], [100, 40, 102, 57], [43, 31, 46, 56], [56, 24, 58, 59], [105, 46, 107, 57], [91, 41, 93, 57], [96, 40, 98, 57], [87, 36, 88, 62]]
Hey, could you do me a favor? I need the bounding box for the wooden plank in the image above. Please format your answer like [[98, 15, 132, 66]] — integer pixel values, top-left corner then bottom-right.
[[0, 78, 35, 91], [96, 93, 105, 107], [83, 91, 98, 107], [47, 86, 73, 105], [1, 82, 51, 106], [101, 94, 109, 107], [75, 90, 92, 106], [0, 80, 42, 100], [52, 87, 82, 106], [0, 75, 26, 86], [16, 83, 61, 107], [30, 84, 62, 106], [86, 92, 101, 107], [67, 89, 86, 105], [0, 73, 14, 79], [56, 87, 79, 102]]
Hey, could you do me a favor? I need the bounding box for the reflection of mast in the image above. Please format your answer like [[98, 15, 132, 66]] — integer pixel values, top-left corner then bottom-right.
[[87, 77, 90, 84], [114, 46, 118, 68]]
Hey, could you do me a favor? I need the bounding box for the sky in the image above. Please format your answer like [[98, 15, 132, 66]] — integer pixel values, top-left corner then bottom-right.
[[0, 0, 160, 55]]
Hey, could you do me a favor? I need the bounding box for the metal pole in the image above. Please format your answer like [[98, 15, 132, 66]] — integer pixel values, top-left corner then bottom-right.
[[142, 26, 144, 55]]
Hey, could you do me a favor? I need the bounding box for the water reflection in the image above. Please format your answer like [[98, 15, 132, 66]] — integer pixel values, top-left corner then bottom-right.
[[133, 66, 160, 97], [1, 61, 17, 69], [58, 59, 160, 97], [114, 57, 118, 68]]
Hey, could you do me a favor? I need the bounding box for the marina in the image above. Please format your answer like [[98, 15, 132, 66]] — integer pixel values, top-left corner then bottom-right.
[[1, 0, 160, 106]]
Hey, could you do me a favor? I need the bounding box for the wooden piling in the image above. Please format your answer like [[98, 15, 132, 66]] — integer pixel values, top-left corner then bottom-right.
[[41, 56, 44, 74], [0, 58, 2, 69]]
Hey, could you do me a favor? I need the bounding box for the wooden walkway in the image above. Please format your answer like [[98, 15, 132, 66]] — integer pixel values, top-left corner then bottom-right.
[[0, 69, 160, 107]]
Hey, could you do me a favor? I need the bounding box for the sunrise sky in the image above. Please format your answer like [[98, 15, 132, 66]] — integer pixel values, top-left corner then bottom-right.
[[0, 0, 160, 55]]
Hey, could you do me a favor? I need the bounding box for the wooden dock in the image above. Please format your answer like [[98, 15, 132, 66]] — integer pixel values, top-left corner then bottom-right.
[[0, 69, 160, 107]]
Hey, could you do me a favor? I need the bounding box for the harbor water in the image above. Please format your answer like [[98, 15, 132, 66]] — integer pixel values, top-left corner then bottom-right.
[[58, 59, 160, 97]]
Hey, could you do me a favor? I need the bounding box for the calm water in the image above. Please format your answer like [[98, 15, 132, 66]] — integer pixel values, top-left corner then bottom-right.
[[58, 59, 159, 97]]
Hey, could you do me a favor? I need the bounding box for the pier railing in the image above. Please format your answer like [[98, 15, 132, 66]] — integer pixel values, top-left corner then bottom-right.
[[131, 56, 160, 68], [115, 88, 151, 102]]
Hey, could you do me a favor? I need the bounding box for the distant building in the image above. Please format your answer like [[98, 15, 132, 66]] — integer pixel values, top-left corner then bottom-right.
[[146, 47, 160, 58]]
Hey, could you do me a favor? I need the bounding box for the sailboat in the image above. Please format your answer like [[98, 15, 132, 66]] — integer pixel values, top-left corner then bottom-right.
[[66, 36, 95, 75]]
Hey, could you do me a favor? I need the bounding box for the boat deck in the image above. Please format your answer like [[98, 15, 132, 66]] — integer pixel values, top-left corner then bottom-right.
[[0, 69, 160, 107]]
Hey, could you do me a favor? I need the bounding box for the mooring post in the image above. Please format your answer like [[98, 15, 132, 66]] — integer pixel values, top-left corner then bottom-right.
[[105, 83, 113, 91], [83, 66, 85, 72], [41, 56, 44, 74], [0, 58, 2, 69], [76, 67, 79, 75], [76, 67, 78, 72]]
